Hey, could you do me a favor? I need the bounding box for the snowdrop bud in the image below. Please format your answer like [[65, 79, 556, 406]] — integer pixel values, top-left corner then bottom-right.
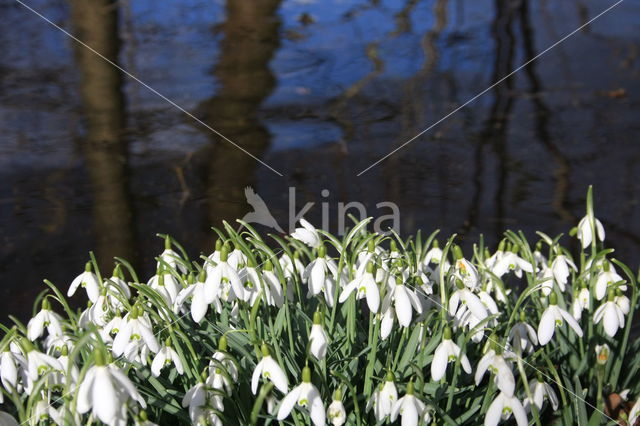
[[595, 344, 610, 365]]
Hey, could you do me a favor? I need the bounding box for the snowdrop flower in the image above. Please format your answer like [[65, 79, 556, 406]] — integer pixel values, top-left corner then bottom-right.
[[304, 245, 338, 307], [507, 314, 538, 354], [576, 214, 605, 249], [157, 237, 187, 274], [572, 285, 590, 320], [67, 262, 100, 302], [112, 306, 159, 357], [367, 372, 398, 421], [423, 240, 445, 266], [537, 265, 555, 296], [431, 328, 472, 381], [209, 337, 238, 383], [291, 218, 321, 249], [148, 268, 181, 307], [453, 246, 480, 289], [524, 378, 559, 412], [27, 299, 63, 341], [0, 350, 19, 391], [280, 252, 305, 282], [33, 397, 62, 424], [176, 273, 219, 323], [449, 280, 488, 321], [537, 293, 583, 345], [594, 262, 625, 301], [103, 265, 131, 308], [475, 346, 516, 396], [615, 290, 630, 315], [550, 252, 577, 292], [261, 261, 285, 307], [77, 350, 146, 425], [251, 344, 288, 394], [594, 291, 626, 337], [277, 366, 325, 426], [390, 381, 426, 426], [309, 312, 329, 360], [206, 245, 245, 302], [327, 389, 347, 426], [382, 277, 422, 328], [339, 262, 380, 313], [493, 250, 533, 278], [20, 340, 63, 392], [151, 340, 184, 377], [484, 391, 528, 426], [182, 381, 223, 425]]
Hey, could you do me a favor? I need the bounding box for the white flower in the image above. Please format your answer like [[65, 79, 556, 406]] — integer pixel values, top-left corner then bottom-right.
[[277, 366, 325, 426], [206, 246, 245, 302], [431, 328, 472, 381], [572, 287, 590, 320], [576, 215, 605, 249], [182, 382, 223, 425], [475, 349, 516, 396], [615, 291, 630, 315], [291, 218, 321, 248], [524, 379, 559, 412], [485, 391, 528, 426], [148, 271, 181, 307], [0, 350, 20, 391], [304, 246, 338, 307], [390, 382, 426, 426], [492, 251, 533, 278], [176, 274, 220, 323], [327, 397, 347, 426], [157, 239, 187, 274], [339, 263, 380, 313], [151, 343, 184, 377], [27, 299, 63, 341], [595, 266, 625, 301], [453, 256, 480, 290], [537, 293, 583, 345], [77, 351, 146, 426], [309, 315, 329, 360], [594, 294, 625, 337], [550, 254, 577, 292], [67, 262, 100, 302], [449, 282, 488, 321], [423, 243, 444, 266], [508, 320, 538, 354], [382, 279, 422, 328], [112, 307, 159, 357], [367, 374, 397, 421], [261, 263, 285, 307], [251, 345, 288, 394]]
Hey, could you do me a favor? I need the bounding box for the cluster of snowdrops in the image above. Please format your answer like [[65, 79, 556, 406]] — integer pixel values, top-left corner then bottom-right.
[[1, 189, 639, 425]]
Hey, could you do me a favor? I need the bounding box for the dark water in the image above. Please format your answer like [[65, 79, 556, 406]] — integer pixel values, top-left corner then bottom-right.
[[1, 0, 639, 320]]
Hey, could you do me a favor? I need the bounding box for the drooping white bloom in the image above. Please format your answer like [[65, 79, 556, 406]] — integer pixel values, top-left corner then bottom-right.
[[103, 267, 131, 309], [339, 263, 380, 313], [431, 328, 472, 381], [615, 291, 630, 315], [537, 293, 583, 345], [327, 392, 347, 426], [67, 262, 101, 302], [157, 238, 188, 274], [112, 307, 159, 357], [572, 286, 590, 320], [382, 278, 422, 328], [176, 274, 220, 323], [27, 299, 63, 341], [595, 265, 625, 301], [550, 253, 577, 292], [594, 293, 626, 337], [251, 345, 288, 395], [390, 382, 426, 426], [367, 374, 397, 421], [148, 271, 181, 307], [304, 246, 338, 307], [524, 379, 559, 412], [423, 242, 445, 267], [484, 391, 528, 426], [537, 265, 555, 296], [0, 350, 20, 391], [492, 251, 533, 278], [206, 246, 245, 302], [182, 382, 223, 425], [507, 320, 538, 354], [576, 214, 605, 249], [475, 349, 516, 396], [453, 257, 480, 290], [449, 281, 488, 321], [309, 314, 329, 360], [291, 218, 321, 248], [21, 343, 63, 393], [261, 262, 285, 307], [77, 351, 146, 426], [151, 343, 184, 377], [277, 366, 325, 426]]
